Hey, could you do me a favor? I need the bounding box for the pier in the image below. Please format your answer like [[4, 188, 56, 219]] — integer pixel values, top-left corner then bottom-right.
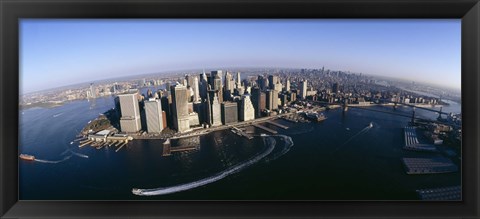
[[253, 124, 278, 134], [402, 157, 458, 174], [115, 141, 128, 152], [404, 126, 437, 152], [265, 120, 289, 129], [416, 186, 461, 200], [231, 126, 254, 140]]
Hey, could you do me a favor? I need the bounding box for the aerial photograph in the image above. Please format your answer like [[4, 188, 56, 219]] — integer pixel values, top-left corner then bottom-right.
[[19, 19, 461, 200]]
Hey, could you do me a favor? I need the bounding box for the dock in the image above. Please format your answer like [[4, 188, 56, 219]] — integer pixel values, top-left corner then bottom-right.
[[170, 145, 198, 153], [404, 126, 437, 152], [265, 120, 289, 129], [253, 124, 278, 134], [416, 186, 461, 200], [115, 142, 128, 152], [231, 127, 254, 140], [78, 140, 93, 148], [402, 157, 458, 174]]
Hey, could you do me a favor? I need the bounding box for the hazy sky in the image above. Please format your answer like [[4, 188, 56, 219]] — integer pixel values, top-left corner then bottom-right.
[[20, 19, 461, 94]]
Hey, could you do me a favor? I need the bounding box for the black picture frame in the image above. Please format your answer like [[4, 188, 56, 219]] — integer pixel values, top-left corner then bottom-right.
[[1, 0, 479, 218]]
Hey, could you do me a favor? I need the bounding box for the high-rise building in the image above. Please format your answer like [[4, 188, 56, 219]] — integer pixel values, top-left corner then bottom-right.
[[236, 72, 241, 88], [268, 75, 278, 90], [300, 80, 308, 99], [257, 75, 266, 90], [118, 93, 142, 133], [221, 102, 238, 125], [210, 93, 222, 126], [285, 78, 291, 91], [199, 72, 208, 101], [266, 89, 279, 110], [250, 87, 266, 118], [224, 72, 235, 101], [186, 75, 200, 103], [192, 76, 200, 102], [171, 84, 190, 133], [144, 98, 164, 133], [210, 71, 223, 103], [239, 94, 255, 121]]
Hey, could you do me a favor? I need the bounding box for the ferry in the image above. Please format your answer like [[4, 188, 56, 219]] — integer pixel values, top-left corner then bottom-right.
[[19, 154, 35, 161], [305, 112, 326, 122]]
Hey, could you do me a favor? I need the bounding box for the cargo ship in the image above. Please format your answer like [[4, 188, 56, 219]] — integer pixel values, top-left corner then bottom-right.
[[19, 154, 35, 161]]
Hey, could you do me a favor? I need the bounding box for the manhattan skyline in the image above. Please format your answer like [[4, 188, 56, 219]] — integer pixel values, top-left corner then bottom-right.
[[20, 19, 461, 94]]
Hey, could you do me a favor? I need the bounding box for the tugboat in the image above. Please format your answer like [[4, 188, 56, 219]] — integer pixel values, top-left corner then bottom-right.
[[19, 154, 35, 161]]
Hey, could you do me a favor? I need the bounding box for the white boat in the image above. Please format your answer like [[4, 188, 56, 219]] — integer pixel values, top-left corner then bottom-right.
[[132, 188, 143, 195], [369, 122, 373, 128]]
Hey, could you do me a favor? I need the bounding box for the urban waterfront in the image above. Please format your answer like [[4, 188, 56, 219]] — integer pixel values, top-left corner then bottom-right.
[[19, 94, 461, 200]]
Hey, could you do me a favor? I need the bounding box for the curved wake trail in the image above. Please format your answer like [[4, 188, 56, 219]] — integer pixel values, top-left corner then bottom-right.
[[34, 155, 72, 164], [132, 136, 277, 196], [266, 135, 294, 162]]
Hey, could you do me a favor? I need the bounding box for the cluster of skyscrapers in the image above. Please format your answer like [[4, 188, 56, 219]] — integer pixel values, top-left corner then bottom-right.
[[115, 70, 305, 134]]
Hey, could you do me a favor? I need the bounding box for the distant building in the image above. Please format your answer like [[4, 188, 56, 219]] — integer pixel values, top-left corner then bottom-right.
[[239, 94, 255, 121], [171, 84, 190, 133], [221, 102, 238, 125], [118, 92, 141, 133], [144, 98, 164, 133]]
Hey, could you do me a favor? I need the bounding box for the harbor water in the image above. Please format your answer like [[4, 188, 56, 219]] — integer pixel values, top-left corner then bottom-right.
[[19, 95, 461, 200]]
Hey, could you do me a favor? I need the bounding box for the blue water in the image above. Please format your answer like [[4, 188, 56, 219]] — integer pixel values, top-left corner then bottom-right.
[[19, 95, 461, 200]]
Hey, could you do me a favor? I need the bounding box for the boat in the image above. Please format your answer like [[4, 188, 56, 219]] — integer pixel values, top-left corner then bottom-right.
[[305, 112, 326, 122], [132, 188, 143, 195], [19, 154, 35, 161], [369, 122, 373, 128]]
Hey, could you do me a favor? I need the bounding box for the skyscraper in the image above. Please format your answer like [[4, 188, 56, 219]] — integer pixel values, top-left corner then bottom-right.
[[268, 75, 278, 90], [221, 102, 238, 125], [210, 92, 222, 126], [300, 80, 308, 99], [236, 72, 241, 88], [266, 89, 279, 110], [171, 84, 190, 133], [199, 72, 208, 101], [144, 98, 164, 133], [285, 78, 291, 91], [193, 76, 200, 102], [250, 87, 266, 118], [239, 94, 255, 121], [118, 93, 141, 133]]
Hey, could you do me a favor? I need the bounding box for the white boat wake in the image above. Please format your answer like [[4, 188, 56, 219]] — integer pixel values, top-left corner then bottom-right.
[[266, 135, 294, 162], [60, 148, 89, 159], [34, 155, 72, 164], [331, 123, 373, 154], [132, 136, 278, 196]]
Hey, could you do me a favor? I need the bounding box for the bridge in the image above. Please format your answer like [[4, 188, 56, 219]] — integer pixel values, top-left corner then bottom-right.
[[383, 100, 448, 115]]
